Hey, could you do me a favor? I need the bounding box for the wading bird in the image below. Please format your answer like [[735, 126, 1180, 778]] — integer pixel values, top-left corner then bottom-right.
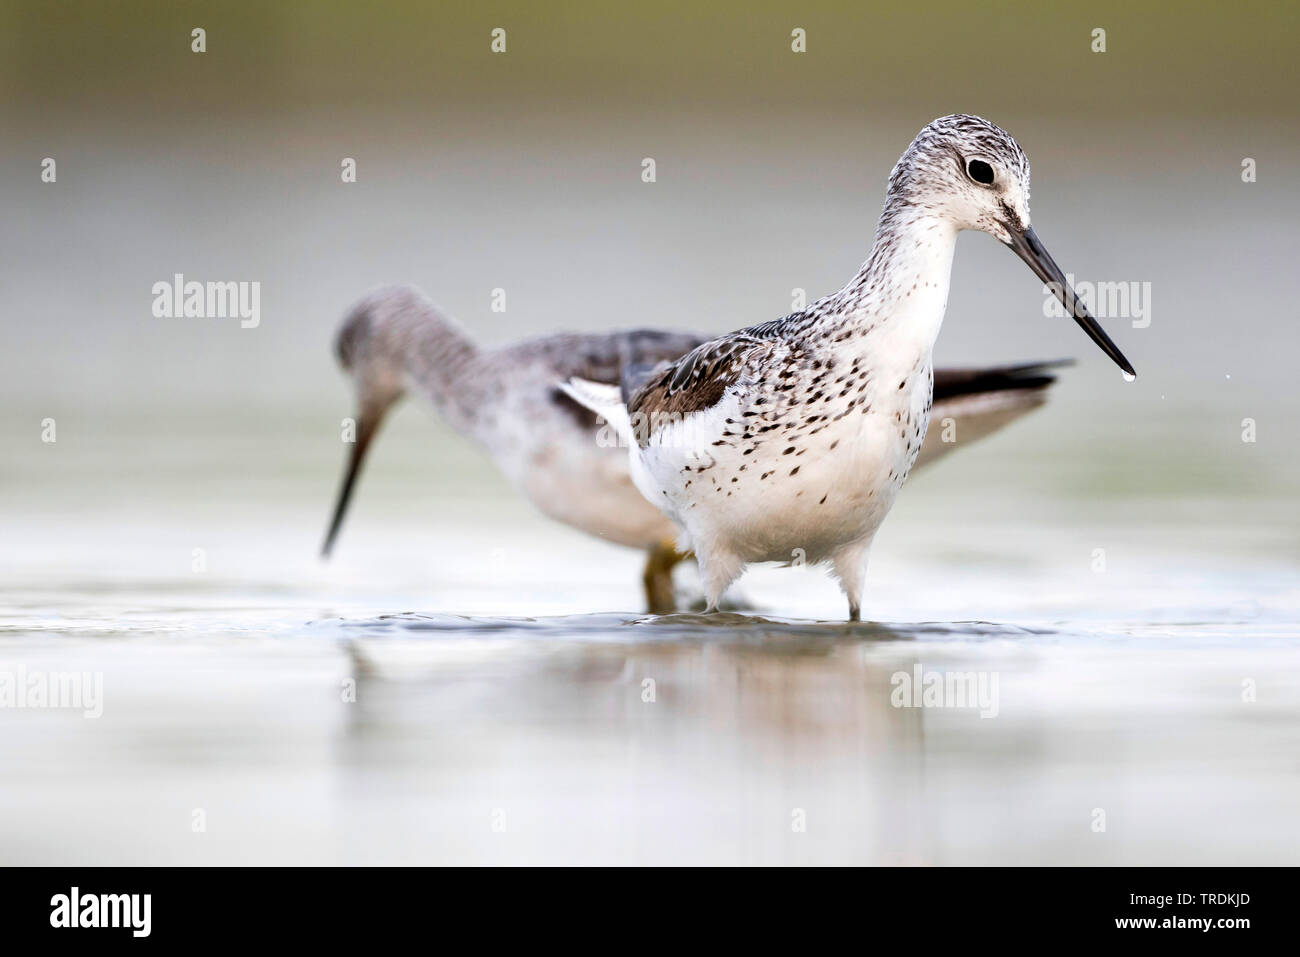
[[562, 114, 1133, 619], [321, 280, 1066, 612]]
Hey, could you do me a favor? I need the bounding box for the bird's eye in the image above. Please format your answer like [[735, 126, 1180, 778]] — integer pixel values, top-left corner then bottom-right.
[[966, 159, 995, 185]]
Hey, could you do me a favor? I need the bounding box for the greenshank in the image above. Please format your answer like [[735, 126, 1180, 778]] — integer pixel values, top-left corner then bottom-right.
[[562, 114, 1134, 620]]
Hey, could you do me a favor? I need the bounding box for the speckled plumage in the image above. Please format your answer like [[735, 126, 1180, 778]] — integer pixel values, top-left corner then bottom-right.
[[563, 114, 1069, 619]]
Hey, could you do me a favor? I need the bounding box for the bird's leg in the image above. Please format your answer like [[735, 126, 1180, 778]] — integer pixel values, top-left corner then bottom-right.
[[832, 543, 871, 623], [696, 548, 745, 613], [641, 541, 688, 614]]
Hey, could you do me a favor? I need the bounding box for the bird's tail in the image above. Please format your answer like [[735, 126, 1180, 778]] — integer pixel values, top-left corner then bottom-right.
[[932, 358, 1073, 402], [559, 377, 635, 446]]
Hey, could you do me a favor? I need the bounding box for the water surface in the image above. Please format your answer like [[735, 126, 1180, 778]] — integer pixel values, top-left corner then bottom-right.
[[2, 410, 1296, 865]]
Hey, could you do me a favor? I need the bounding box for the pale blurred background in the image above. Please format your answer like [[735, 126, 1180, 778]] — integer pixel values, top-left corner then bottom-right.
[[0, 1, 1297, 865]]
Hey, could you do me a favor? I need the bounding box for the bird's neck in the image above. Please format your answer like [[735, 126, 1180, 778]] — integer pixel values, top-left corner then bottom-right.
[[822, 197, 959, 380], [401, 313, 481, 430]]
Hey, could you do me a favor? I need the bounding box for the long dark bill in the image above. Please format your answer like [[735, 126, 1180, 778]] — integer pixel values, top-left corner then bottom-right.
[[320, 415, 379, 559], [1006, 227, 1136, 378]]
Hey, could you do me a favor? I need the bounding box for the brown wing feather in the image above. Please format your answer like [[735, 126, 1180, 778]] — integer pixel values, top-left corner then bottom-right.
[[625, 315, 806, 434], [627, 334, 765, 427]]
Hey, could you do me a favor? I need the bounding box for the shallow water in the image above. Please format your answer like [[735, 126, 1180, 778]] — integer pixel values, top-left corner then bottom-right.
[[3, 598, 1297, 865], [2, 405, 1297, 865]]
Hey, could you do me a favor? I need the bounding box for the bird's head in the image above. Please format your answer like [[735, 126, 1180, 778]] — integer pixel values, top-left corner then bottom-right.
[[891, 114, 1134, 377]]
